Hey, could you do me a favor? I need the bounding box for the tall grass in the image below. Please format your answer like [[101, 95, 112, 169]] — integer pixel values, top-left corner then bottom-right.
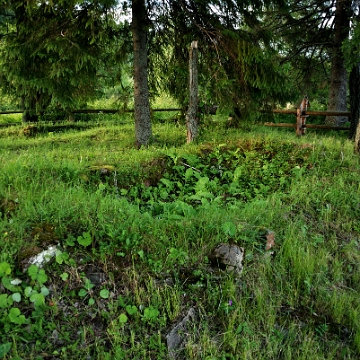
[[0, 116, 359, 359]]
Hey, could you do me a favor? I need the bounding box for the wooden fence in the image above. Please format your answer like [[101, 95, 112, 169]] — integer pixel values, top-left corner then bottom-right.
[[264, 103, 350, 135]]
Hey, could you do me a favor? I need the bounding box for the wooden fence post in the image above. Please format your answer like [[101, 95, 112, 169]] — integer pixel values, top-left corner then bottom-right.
[[296, 95, 310, 136], [186, 41, 199, 143]]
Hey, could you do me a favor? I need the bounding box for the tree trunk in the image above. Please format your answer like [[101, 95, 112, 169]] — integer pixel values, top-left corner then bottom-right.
[[132, 0, 152, 147], [349, 63, 360, 139], [354, 120, 360, 154], [186, 41, 199, 143], [325, 0, 351, 126], [21, 95, 39, 123], [20, 96, 26, 123]]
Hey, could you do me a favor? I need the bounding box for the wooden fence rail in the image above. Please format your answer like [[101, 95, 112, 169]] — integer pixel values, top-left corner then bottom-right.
[[0, 108, 182, 115], [270, 109, 351, 117], [264, 122, 350, 130], [264, 100, 350, 135]]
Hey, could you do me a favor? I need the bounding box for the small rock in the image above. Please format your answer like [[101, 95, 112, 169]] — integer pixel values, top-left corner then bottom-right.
[[23, 245, 58, 271], [50, 329, 64, 346], [209, 243, 244, 274], [166, 308, 197, 359]]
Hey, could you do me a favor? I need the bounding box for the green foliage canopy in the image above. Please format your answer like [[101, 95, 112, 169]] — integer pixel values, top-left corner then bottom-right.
[[0, 0, 121, 112]]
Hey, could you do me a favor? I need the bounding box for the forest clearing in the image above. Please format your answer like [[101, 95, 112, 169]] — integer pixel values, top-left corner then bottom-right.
[[0, 113, 359, 359], [1, 0, 360, 358]]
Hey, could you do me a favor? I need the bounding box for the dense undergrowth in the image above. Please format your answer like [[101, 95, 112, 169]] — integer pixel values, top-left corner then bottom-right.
[[0, 116, 359, 359]]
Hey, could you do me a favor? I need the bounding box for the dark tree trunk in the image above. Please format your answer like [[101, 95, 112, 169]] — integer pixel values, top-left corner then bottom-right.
[[186, 41, 199, 143], [349, 63, 360, 140], [325, 0, 351, 126], [21, 96, 26, 123], [21, 95, 39, 123], [132, 0, 152, 147]]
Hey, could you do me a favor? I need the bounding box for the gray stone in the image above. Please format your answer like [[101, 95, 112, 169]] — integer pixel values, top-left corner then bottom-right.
[[210, 243, 244, 274], [166, 308, 196, 359]]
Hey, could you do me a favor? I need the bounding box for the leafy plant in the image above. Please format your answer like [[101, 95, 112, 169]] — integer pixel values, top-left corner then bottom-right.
[[77, 232, 92, 247], [28, 264, 48, 285]]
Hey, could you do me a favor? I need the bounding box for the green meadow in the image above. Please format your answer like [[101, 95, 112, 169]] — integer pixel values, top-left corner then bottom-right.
[[0, 113, 359, 359]]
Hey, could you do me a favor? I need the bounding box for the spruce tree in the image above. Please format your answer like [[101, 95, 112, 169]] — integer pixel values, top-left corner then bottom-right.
[[0, 0, 118, 120]]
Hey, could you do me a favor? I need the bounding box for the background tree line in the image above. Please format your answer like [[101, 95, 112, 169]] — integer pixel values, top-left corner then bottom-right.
[[1, 0, 360, 145]]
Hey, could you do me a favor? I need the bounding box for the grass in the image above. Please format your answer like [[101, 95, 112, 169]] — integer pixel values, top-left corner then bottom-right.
[[0, 113, 359, 359]]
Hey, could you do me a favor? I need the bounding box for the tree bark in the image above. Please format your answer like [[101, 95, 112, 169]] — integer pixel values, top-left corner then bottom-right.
[[355, 120, 360, 154], [186, 41, 199, 143], [325, 0, 351, 126], [349, 63, 360, 139], [132, 0, 152, 147]]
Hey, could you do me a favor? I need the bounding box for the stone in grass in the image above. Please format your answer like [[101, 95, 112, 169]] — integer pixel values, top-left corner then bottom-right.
[[87, 165, 115, 175], [166, 308, 197, 359], [209, 243, 244, 275], [21, 245, 58, 272], [85, 265, 107, 286]]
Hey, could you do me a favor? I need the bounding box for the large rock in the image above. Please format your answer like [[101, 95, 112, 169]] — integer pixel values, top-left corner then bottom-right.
[[209, 243, 244, 274]]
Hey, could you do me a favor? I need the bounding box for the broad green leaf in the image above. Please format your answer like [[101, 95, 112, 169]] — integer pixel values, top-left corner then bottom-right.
[[143, 306, 159, 321], [0, 262, 11, 277], [185, 168, 194, 180], [160, 189, 169, 199], [11, 293, 21, 302], [1, 277, 20, 292], [40, 286, 50, 296], [160, 178, 173, 189], [30, 293, 45, 306], [88, 298, 95, 306], [56, 250, 69, 264], [99, 289, 110, 299], [233, 166, 243, 181], [0, 342, 12, 357], [60, 272, 69, 281], [36, 269, 48, 285], [126, 305, 138, 315], [78, 288, 87, 297], [0, 294, 13, 308], [195, 176, 209, 192], [24, 287, 35, 298], [8, 307, 26, 325], [83, 279, 94, 290], [28, 265, 48, 284], [77, 232, 92, 247], [65, 236, 75, 247], [27, 264, 39, 281], [119, 313, 128, 324]]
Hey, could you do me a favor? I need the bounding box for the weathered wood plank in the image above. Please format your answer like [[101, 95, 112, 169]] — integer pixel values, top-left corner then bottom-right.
[[264, 122, 350, 130], [268, 109, 350, 116]]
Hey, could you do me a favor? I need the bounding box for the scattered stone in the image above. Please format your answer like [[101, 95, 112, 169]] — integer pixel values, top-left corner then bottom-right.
[[50, 329, 64, 346], [85, 266, 107, 286], [23, 245, 58, 271], [166, 308, 197, 359], [154, 272, 175, 288], [209, 243, 244, 274]]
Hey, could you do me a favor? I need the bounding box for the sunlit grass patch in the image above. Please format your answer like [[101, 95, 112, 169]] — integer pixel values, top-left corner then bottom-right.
[[0, 118, 359, 358]]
